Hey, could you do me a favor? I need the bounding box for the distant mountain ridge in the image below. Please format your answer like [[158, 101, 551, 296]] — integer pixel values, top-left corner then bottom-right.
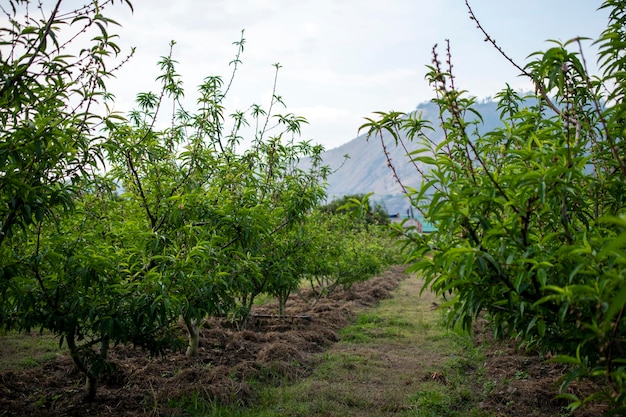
[[312, 99, 503, 214]]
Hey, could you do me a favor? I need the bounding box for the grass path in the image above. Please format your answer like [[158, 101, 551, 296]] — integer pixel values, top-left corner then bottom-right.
[[226, 273, 487, 417]]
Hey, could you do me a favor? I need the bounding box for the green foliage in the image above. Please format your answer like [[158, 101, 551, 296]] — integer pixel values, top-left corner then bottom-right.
[[103, 36, 329, 349], [363, 1, 626, 412], [0, 0, 138, 400], [322, 193, 390, 226], [0, 0, 131, 249], [301, 209, 401, 302]]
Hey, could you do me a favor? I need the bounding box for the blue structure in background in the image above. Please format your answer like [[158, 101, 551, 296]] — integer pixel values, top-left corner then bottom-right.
[[414, 215, 436, 233], [389, 208, 436, 233]]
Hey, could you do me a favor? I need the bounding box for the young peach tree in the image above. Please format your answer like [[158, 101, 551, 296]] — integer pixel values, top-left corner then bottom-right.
[[104, 38, 328, 356], [0, 0, 163, 401]]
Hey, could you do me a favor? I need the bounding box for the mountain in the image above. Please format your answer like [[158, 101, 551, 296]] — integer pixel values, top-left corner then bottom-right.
[[313, 99, 503, 214]]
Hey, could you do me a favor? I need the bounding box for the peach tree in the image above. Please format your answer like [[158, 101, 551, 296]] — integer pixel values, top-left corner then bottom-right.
[[363, 0, 626, 412], [0, 0, 171, 401], [104, 39, 328, 356], [300, 194, 402, 304]]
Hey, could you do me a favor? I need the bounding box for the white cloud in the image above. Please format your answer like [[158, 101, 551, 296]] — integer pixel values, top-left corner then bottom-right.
[[288, 67, 418, 88], [95, 0, 609, 150]]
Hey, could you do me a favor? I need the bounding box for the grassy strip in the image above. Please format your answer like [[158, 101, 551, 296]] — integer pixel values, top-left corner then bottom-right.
[[0, 331, 62, 371], [178, 274, 492, 417]]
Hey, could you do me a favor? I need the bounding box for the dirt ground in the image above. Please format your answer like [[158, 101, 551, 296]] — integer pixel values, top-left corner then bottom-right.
[[0, 266, 612, 416], [472, 316, 610, 417], [0, 267, 406, 416]]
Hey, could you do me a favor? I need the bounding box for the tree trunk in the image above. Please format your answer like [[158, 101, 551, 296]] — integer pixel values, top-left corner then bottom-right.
[[66, 331, 99, 401], [184, 316, 199, 357], [85, 373, 98, 402], [278, 293, 286, 317]]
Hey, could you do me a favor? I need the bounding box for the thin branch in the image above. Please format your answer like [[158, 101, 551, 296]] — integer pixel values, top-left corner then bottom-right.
[[464, 0, 576, 125], [574, 38, 626, 178], [0, 0, 62, 99]]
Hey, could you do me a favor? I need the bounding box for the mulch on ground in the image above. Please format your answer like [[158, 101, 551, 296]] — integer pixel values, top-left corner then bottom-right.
[[473, 317, 610, 417]]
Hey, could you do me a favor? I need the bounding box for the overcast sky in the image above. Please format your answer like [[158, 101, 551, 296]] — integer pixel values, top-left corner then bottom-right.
[[104, 1, 609, 150]]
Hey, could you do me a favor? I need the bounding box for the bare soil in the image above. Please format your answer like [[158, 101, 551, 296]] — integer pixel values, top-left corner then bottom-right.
[[472, 316, 610, 417], [0, 265, 611, 416]]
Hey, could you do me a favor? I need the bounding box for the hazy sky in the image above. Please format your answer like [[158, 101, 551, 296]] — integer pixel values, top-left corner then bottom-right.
[[103, 1, 609, 150]]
